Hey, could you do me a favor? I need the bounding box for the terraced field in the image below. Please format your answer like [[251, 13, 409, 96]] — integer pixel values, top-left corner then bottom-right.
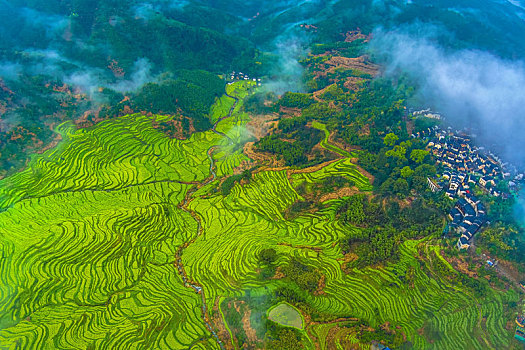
[[186, 170, 516, 349], [0, 81, 518, 349], [0, 81, 255, 349], [0, 113, 220, 210], [291, 158, 372, 192], [311, 121, 352, 158]]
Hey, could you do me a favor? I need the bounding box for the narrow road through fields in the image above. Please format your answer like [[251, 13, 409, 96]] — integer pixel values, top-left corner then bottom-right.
[[175, 83, 239, 349]]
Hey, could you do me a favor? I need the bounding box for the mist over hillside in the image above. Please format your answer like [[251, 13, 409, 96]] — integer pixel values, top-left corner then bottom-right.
[[371, 28, 525, 168], [2, 0, 525, 87], [1, 0, 525, 172]]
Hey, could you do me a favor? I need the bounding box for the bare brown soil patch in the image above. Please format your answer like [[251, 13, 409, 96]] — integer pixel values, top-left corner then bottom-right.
[[75, 107, 106, 128], [151, 116, 194, 140], [497, 259, 524, 282], [444, 255, 479, 278], [319, 186, 361, 202], [243, 142, 285, 167], [34, 133, 62, 154], [325, 56, 380, 77], [328, 133, 361, 153], [406, 120, 415, 136], [279, 106, 302, 116], [272, 266, 285, 280], [356, 165, 375, 184], [210, 298, 234, 350], [344, 76, 367, 91], [344, 29, 371, 43], [221, 300, 260, 348], [107, 59, 125, 77], [240, 305, 258, 344], [314, 274, 326, 296], [341, 253, 359, 274], [245, 113, 278, 140]]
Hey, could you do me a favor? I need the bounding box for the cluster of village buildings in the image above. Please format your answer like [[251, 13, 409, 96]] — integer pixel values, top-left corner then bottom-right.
[[228, 71, 262, 86], [424, 128, 512, 198], [413, 114, 523, 250], [448, 194, 486, 250], [413, 111, 525, 345]]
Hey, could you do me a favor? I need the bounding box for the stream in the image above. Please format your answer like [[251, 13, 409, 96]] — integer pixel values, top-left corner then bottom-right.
[[175, 84, 239, 349]]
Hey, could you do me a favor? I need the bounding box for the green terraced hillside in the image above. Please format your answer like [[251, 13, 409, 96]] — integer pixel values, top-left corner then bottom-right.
[[0, 81, 519, 349]]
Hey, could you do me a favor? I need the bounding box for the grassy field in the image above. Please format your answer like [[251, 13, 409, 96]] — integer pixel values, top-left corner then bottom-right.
[[268, 303, 304, 329], [0, 81, 519, 349]]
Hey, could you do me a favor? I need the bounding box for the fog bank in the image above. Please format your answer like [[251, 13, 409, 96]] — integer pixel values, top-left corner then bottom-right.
[[371, 29, 525, 167]]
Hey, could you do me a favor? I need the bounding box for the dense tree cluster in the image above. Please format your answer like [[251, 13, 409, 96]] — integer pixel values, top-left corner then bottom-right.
[[338, 195, 444, 266], [278, 92, 314, 109], [243, 92, 278, 115], [132, 70, 225, 131], [266, 328, 304, 350], [281, 257, 322, 293], [277, 115, 307, 133], [357, 134, 436, 198], [339, 195, 367, 226], [288, 200, 314, 214], [256, 135, 308, 166], [259, 248, 278, 265], [338, 196, 442, 235], [258, 251, 321, 296], [458, 273, 489, 298], [221, 170, 253, 196], [274, 287, 305, 304], [301, 102, 339, 121], [478, 224, 525, 265], [340, 224, 402, 267], [255, 118, 324, 167]]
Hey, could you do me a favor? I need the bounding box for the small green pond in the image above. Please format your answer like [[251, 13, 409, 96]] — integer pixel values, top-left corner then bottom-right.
[[268, 302, 304, 329]]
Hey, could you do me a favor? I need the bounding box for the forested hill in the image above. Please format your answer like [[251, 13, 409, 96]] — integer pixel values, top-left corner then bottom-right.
[[2, 0, 525, 176]]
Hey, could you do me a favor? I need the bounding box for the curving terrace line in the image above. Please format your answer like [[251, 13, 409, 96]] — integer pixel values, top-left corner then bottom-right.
[[175, 82, 240, 349]]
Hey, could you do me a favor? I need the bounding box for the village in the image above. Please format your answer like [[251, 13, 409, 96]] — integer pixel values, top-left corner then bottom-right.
[[412, 112, 525, 345], [227, 71, 262, 86], [412, 111, 524, 251]]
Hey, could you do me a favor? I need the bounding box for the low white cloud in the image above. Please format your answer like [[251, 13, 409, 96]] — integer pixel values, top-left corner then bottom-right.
[[371, 29, 525, 166]]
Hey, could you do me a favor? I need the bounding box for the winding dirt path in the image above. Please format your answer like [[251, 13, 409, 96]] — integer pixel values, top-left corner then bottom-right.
[[174, 84, 239, 349]]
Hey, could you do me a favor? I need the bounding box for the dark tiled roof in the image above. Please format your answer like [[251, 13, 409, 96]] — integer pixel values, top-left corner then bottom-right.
[[464, 215, 476, 223], [460, 222, 471, 230], [465, 206, 476, 216]]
